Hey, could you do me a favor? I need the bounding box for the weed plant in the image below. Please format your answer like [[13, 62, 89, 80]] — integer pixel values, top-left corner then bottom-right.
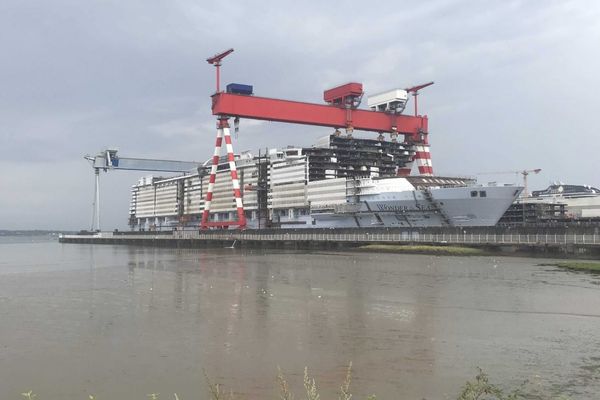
[[19, 365, 569, 399], [542, 261, 600, 273]]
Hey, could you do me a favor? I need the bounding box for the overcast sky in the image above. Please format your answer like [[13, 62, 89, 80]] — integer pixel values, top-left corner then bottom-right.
[[1, 0, 599, 230]]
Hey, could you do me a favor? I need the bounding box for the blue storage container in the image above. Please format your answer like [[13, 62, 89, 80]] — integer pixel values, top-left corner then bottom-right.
[[226, 83, 253, 95]]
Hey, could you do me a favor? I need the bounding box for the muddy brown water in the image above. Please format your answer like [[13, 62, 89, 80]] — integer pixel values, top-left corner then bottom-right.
[[1, 238, 600, 399]]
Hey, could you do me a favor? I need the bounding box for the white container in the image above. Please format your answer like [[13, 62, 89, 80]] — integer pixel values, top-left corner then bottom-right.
[[367, 89, 409, 113]]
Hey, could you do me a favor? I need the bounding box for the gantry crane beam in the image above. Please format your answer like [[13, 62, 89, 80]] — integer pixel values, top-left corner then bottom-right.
[[211, 93, 428, 137], [89, 154, 201, 173]]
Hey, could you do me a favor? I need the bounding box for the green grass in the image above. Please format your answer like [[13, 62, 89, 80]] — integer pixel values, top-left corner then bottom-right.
[[542, 261, 600, 273], [358, 244, 488, 256]]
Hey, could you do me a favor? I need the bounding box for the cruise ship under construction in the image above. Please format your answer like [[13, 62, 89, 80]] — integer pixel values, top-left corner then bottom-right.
[[126, 133, 521, 230]]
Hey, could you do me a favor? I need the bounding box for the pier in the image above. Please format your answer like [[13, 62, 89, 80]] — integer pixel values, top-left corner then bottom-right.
[[59, 226, 600, 257]]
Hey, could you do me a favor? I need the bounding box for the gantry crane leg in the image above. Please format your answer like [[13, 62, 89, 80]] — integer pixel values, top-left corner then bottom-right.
[[200, 117, 247, 229], [414, 132, 433, 176]]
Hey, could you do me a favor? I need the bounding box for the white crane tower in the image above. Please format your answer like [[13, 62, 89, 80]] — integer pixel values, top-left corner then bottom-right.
[[476, 168, 542, 197], [84, 149, 203, 232]]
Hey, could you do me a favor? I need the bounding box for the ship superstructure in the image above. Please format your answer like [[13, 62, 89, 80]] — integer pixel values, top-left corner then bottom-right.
[[526, 183, 600, 219]]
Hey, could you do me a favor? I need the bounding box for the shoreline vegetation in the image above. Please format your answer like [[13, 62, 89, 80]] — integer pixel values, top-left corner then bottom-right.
[[357, 244, 489, 256], [19, 366, 565, 400], [541, 261, 600, 273]]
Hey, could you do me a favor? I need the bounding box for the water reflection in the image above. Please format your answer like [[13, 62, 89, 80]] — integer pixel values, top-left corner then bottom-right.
[[115, 248, 600, 398]]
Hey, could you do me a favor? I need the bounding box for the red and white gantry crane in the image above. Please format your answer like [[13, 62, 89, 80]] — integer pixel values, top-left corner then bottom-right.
[[202, 48, 435, 229]]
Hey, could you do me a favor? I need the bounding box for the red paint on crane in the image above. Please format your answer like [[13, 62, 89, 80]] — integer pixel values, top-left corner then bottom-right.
[[418, 166, 434, 175]]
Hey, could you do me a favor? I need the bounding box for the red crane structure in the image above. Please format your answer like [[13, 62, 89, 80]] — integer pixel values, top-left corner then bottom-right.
[[405, 81, 434, 117], [206, 48, 234, 93], [201, 49, 434, 230]]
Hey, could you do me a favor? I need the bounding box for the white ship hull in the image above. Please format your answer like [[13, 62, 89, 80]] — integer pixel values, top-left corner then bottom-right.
[[311, 181, 522, 228]]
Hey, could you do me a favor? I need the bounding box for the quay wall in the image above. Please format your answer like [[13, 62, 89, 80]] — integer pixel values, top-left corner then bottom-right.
[[59, 226, 600, 258]]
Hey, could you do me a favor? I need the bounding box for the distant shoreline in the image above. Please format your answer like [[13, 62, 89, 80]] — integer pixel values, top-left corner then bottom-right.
[[0, 230, 74, 237]]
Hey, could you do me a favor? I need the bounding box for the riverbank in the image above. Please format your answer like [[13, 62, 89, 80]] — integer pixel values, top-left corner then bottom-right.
[[542, 261, 600, 273], [357, 244, 489, 256]]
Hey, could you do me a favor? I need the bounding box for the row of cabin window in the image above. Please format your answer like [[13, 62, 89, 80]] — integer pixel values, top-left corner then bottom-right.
[[211, 208, 309, 221], [471, 190, 487, 198]]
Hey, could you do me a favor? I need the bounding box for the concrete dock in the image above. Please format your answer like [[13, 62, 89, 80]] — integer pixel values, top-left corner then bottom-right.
[[59, 226, 600, 257]]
